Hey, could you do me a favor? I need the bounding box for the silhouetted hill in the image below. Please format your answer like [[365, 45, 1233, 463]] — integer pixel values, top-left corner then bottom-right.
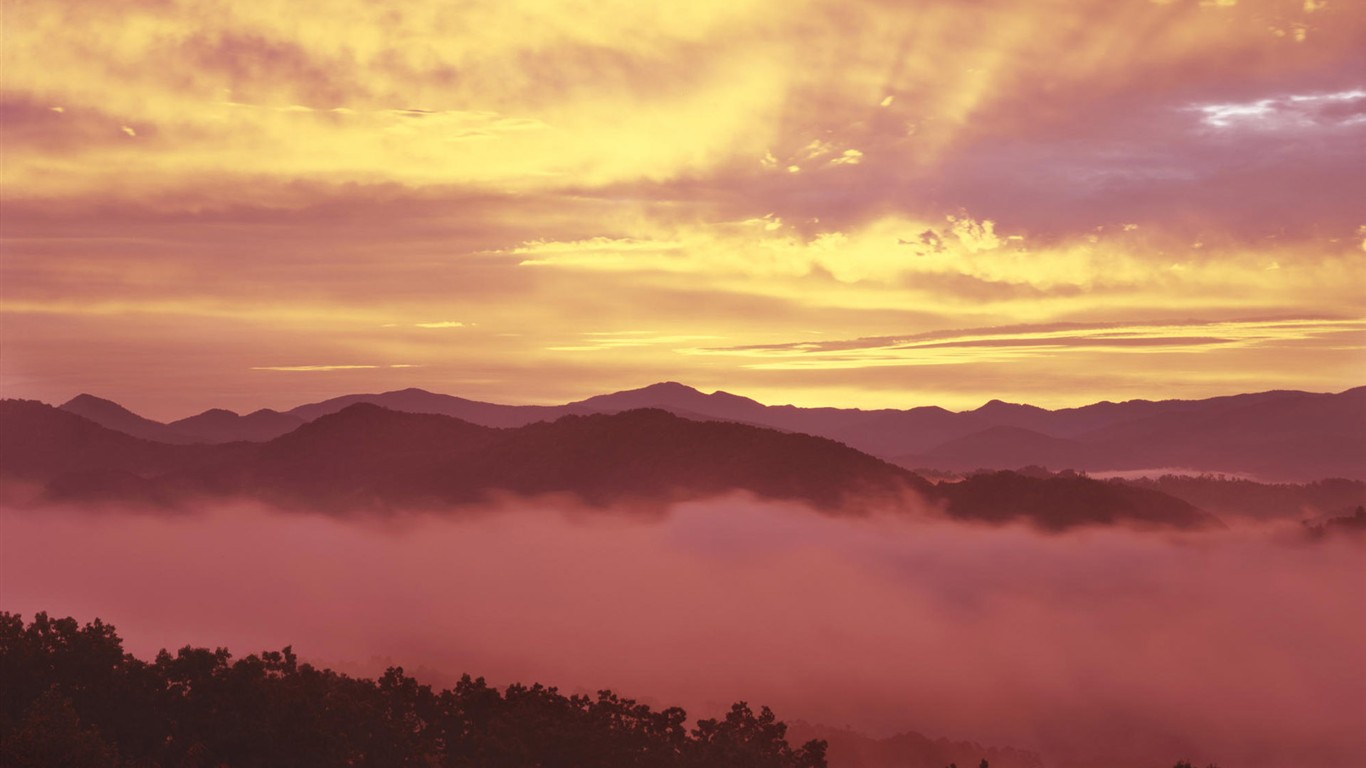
[[169, 407, 303, 443], [827, 406, 989, 457], [6, 402, 932, 514], [182, 404, 504, 507], [971, 399, 1054, 432], [941, 471, 1220, 530], [58, 394, 194, 444], [51, 384, 1365, 480], [289, 384, 782, 431], [0, 400, 201, 482], [58, 395, 302, 445], [287, 387, 580, 428], [559, 385, 1366, 481], [1303, 505, 1366, 538], [469, 408, 933, 510], [1075, 388, 1366, 481], [573, 381, 772, 422], [185, 405, 934, 513], [0, 400, 253, 505], [5, 399, 1222, 529], [1117, 475, 1366, 521]]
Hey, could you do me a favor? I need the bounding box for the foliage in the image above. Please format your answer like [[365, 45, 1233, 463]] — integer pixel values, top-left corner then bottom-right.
[[0, 612, 826, 768]]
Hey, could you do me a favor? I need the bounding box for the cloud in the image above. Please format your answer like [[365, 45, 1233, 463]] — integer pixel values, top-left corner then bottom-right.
[[668, 317, 1366, 406], [698, 317, 1365, 364], [2, 0, 1362, 415], [250, 364, 418, 372], [6, 0, 1361, 206], [4, 178, 1362, 418], [1194, 88, 1366, 130], [2, 499, 1362, 768], [545, 332, 723, 353]]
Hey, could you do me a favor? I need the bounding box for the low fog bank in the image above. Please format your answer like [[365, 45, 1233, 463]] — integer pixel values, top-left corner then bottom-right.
[[2, 498, 1362, 768]]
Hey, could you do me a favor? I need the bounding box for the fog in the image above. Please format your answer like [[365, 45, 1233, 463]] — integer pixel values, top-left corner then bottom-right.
[[2, 498, 1362, 768]]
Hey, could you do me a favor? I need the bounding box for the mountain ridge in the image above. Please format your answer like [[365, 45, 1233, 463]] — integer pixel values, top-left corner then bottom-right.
[[49, 382, 1366, 481], [3, 399, 1217, 530]]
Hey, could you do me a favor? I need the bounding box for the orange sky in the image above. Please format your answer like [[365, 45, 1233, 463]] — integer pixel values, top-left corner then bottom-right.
[[2, 0, 1364, 419]]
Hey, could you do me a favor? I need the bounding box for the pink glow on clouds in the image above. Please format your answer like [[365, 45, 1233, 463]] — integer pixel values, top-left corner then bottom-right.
[[3, 0, 1365, 413], [2, 498, 1362, 767]]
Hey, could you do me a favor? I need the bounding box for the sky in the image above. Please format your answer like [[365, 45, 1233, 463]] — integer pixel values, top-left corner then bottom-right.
[[2, 0, 1364, 419]]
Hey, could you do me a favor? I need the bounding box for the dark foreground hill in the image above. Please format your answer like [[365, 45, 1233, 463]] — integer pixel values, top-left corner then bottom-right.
[[0, 400, 227, 483], [4, 400, 928, 515], [2, 400, 1216, 529], [0, 612, 827, 768], [939, 471, 1216, 531], [187, 404, 940, 513]]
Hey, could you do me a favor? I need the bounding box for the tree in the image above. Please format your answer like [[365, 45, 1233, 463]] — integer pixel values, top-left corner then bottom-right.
[[0, 611, 828, 768], [0, 688, 119, 768]]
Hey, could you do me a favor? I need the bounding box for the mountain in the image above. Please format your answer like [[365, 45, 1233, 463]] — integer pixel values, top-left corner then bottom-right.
[[45, 383, 1366, 480], [970, 399, 1055, 432], [1116, 475, 1366, 522], [825, 406, 988, 457], [59, 395, 302, 445], [174, 405, 935, 513], [58, 394, 194, 444], [1076, 387, 1366, 480], [287, 387, 580, 428], [567, 384, 1366, 481], [1, 400, 1213, 529], [0, 400, 239, 506], [2, 400, 193, 481], [1304, 505, 1366, 538], [6, 402, 931, 514], [572, 381, 771, 421], [168, 408, 304, 443], [940, 471, 1219, 530]]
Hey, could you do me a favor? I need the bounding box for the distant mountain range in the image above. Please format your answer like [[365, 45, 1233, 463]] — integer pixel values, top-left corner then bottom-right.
[[1, 399, 1217, 530], [52, 382, 1366, 482], [60, 394, 304, 444]]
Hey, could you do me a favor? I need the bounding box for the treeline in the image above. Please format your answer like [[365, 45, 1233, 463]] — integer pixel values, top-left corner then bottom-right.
[[0, 612, 827, 768], [1117, 474, 1364, 521], [1303, 505, 1366, 538]]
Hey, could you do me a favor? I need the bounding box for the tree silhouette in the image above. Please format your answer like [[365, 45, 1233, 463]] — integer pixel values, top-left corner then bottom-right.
[[0, 611, 827, 768]]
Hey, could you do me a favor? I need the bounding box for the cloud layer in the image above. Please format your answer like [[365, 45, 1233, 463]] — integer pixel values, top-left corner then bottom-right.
[[2, 0, 1363, 414], [2, 499, 1363, 768]]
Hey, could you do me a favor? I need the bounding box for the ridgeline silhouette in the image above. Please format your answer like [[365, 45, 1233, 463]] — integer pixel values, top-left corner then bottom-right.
[[2, 399, 1219, 529], [53, 382, 1366, 482]]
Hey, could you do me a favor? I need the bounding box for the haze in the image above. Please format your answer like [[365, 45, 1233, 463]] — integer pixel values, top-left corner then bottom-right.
[[3, 1, 1364, 764], [4, 498, 1362, 768]]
